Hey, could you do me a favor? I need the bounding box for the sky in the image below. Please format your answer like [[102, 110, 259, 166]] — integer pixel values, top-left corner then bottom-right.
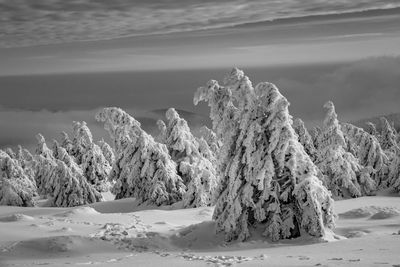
[[0, 1, 400, 151]]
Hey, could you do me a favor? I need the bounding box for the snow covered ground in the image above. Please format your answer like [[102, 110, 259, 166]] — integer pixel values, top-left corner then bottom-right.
[[1, 194, 400, 267]]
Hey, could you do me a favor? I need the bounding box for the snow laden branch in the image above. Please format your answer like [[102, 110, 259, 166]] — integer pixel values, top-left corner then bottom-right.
[[96, 107, 186, 206], [194, 68, 335, 242]]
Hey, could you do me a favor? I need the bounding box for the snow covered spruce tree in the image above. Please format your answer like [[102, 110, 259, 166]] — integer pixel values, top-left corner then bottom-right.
[[96, 107, 186, 205], [387, 146, 400, 193], [50, 160, 103, 207], [315, 102, 375, 198], [34, 134, 103, 206], [60, 131, 74, 155], [194, 68, 335, 242], [378, 117, 398, 152], [366, 122, 378, 136], [52, 140, 83, 177], [157, 108, 218, 207], [6, 145, 37, 185], [36, 134, 55, 160], [69, 121, 112, 191], [0, 150, 37, 207], [34, 134, 59, 196], [71, 121, 93, 163], [293, 118, 318, 162], [198, 126, 220, 156], [341, 123, 389, 187]]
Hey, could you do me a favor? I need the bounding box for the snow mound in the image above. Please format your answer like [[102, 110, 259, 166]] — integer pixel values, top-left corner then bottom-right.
[[339, 206, 400, 219], [171, 221, 225, 250], [344, 230, 369, 238], [51, 227, 73, 233], [339, 207, 379, 219], [5, 235, 117, 258], [369, 208, 400, 220], [89, 197, 142, 213], [0, 213, 34, 222], [54, 207, 100, 217], [11, 236, 86, 253]]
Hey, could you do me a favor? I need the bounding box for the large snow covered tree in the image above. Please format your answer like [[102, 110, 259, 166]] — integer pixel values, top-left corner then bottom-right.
[[379, 117, 398, 152], [341, 123, 389, 187], [7, 146, 36, 185], [293, 118, 318, 162], [67, 121, 112, 191], [34, 134, 59, 196], [34, 154, 58, 197], [96, 107, 186, 206], [315, 102, 375, 198], [158, 108, 218, 208], [0, 150, 36, 207], [194, 68, 335, 242], [50, 160, 103, 207], [387, 146, 400, 193], [52, 140, 83, 177], [71, 121, 94, 164], [80, 143, 112, 192]]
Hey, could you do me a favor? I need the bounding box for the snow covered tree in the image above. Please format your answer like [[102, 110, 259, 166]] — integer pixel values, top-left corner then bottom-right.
[[64, 122, 112, 191], [52, 140, 82, 176], [315, 102, 375, 198], [341, 123, 389, 187], [34, 134, 59, 196], [158, 108, 219, 208], [60, 131, 74, 155], [71, 121, 93, 164], [35, 133, 54, 160], [5, 148, 16, 159], [310, 126, 322, 148], [379, 117, 398, 152], [293, 118, 318, 162], [15, 145, 36, 184], [194, 68, 335, 242], [198, 126, 220, 155], [34, 139, 102, 206], [0, 150, 36, 207], [366, 122, 378, 136], [387, 146, 400, 193], [98, 139, 115, 167], [50, 161, 103, 207], [96, 107, 186, 206], [80, 143, 112, 192]]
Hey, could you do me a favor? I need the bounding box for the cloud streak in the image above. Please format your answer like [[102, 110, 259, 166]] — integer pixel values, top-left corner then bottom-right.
[[0, 56, 399, 150], [1, 0, 400, 48]]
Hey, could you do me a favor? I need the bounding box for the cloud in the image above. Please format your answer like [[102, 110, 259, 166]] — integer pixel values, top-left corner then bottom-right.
[[268, 56, 400, 126], [0, 106, 210, 152], [0, 108, 103, 151], [0, 56, 399, 150]]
